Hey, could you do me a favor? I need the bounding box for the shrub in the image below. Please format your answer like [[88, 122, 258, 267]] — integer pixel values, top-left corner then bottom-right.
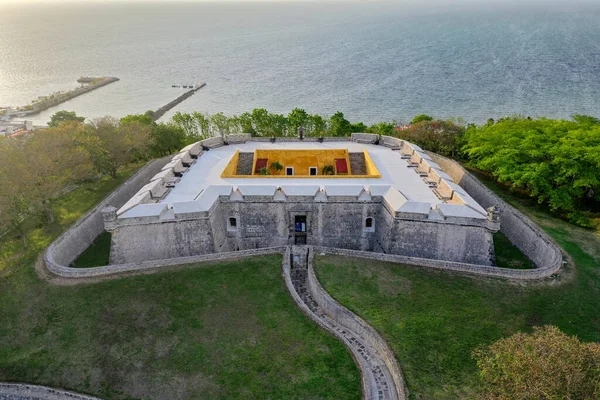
[[271, 161, 283, 174], [322, 165, 334, 175], [473, 325, 600, 400]]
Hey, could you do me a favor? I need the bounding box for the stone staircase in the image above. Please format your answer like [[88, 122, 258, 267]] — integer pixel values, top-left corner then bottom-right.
[[349, 152, 367, 175], [236, 152, 254, 175], [286, 246, 405, 400]]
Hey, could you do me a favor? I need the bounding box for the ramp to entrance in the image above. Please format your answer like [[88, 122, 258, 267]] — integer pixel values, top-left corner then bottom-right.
[[283, 246, 408, 400]]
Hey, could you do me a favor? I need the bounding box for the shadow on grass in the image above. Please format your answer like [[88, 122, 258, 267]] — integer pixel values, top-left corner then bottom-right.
[[71, 231, 112, 268]]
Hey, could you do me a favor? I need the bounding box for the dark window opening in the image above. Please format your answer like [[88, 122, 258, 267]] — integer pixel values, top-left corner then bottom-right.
[[365, 217, 373, 228], [286, 167, 294, 176], [309, 167, 317, 176], [229, 217, 237, 230]]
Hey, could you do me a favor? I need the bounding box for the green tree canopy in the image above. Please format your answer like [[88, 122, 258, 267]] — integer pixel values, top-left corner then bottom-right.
[[396, 120, 465, 157], [410, 114, 433, 124], [48, 110, 85, 127], [463, 116, 600, 225], [329, 112, 352, 137]]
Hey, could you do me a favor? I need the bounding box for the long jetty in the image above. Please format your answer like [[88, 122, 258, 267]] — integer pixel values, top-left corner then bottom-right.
[[17, 77, 119, 117], [152, 82, 206, 121]]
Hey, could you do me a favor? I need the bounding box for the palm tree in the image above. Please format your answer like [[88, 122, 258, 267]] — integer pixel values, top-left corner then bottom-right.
[[322, 165, 334, 175], [271, 161, 283, 175]]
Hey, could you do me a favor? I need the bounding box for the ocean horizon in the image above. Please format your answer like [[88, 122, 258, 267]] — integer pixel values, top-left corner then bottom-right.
[[1, 0, 599, 125]]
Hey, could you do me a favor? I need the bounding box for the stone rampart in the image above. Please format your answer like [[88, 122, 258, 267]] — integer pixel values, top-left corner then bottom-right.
[[427, 153, 563, 276], [247, 137, 353, 143], [225, 133, 251, 144], [44, 157, 171, 273], [306, 248, 409, 399], [351, 133, 379, 144]]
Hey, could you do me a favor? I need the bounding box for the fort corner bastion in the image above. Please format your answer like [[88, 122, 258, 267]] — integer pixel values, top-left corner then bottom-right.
[[101, 134, 502, 266]]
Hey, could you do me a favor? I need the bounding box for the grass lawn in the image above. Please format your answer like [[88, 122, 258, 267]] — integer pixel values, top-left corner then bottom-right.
[[315, 173, 600, 399], [0, 162, 361, 399], [0, 255, 360, 400]]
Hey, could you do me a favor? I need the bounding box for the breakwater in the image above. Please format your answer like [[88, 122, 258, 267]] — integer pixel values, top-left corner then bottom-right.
[[152, 82, 206, 121], [17, 77, 119, 116]]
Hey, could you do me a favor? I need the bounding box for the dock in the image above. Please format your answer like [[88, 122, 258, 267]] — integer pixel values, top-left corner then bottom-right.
[[152, 82, 206, 121], [12, 77, 119, 117]]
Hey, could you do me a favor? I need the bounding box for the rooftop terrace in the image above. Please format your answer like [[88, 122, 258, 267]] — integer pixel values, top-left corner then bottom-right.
[[116, 134, 488, 222]]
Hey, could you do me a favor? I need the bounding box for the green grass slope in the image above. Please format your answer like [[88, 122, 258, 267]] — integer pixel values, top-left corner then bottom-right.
[[0, 256, 360, 400], [316, 175, 600, 399], [0, 162, 361, 400]]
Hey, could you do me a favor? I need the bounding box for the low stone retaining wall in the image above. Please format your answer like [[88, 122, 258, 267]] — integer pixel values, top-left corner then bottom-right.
[[44, 158, 171, 275], [46, 247, 284, 279], [306, 249, 409, 399], [0, 383, 100, 400], [314, 247, 552, 279], [427, 153, 563, 277]]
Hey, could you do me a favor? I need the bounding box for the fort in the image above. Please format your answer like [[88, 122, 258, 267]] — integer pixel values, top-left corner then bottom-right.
[[101, 133, 501, 266]]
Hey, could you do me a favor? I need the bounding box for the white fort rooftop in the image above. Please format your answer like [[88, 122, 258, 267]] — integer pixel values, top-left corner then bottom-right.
[[117, 135, 487, 221]]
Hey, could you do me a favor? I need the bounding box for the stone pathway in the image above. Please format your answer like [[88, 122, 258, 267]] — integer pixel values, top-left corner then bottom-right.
[[0, 384, 100, 400], [349, 152, 367, 175], [236, 152, 254, 175], [286, 246, 407, 400]]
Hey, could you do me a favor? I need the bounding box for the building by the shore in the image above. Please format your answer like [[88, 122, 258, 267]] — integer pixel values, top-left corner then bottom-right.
[[0, 120, 34, 137], [103, 134, 500, 266]]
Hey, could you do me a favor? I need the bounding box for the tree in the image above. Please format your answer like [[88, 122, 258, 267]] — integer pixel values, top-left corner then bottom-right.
[[322, 165, 334, 175], [396, 119, 465, 157], [172, 112, 199, 138], [410, 114, 433, 124], [210, 112, 230, 138], [192, 112, 211, 138], [48, 110, 85, 127], [0, 122, 94, 235], [329, 112, 352, 137], [120, 114, 153, 126], [473, 326, 600, 400], [144, 109, 156, 120], [238, 112, 256, 135], [251, 108, 273, 136], [81, 117, 150, 178], [367, 122, 396, 136], [312, 115, 327, 136], [288, 108, 310, 135], [270, 161, 283, 175], [463, 116, 600, 226], [270, 113, 288, 137], [572, 114, 600, 126], [149, 123, 186, 157], [350, 122, 368, 133]]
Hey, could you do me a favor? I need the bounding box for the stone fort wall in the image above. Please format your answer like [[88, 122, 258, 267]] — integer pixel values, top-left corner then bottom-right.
[[107, 199, 495, 266], [427, 153, 563, 276], [44, 157, 171, 273], [44, 137, 562, 280]]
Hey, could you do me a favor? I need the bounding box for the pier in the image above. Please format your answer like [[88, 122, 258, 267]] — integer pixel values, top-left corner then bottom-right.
[[152, 82, 206, 121], [11, 77, 119, 117]]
